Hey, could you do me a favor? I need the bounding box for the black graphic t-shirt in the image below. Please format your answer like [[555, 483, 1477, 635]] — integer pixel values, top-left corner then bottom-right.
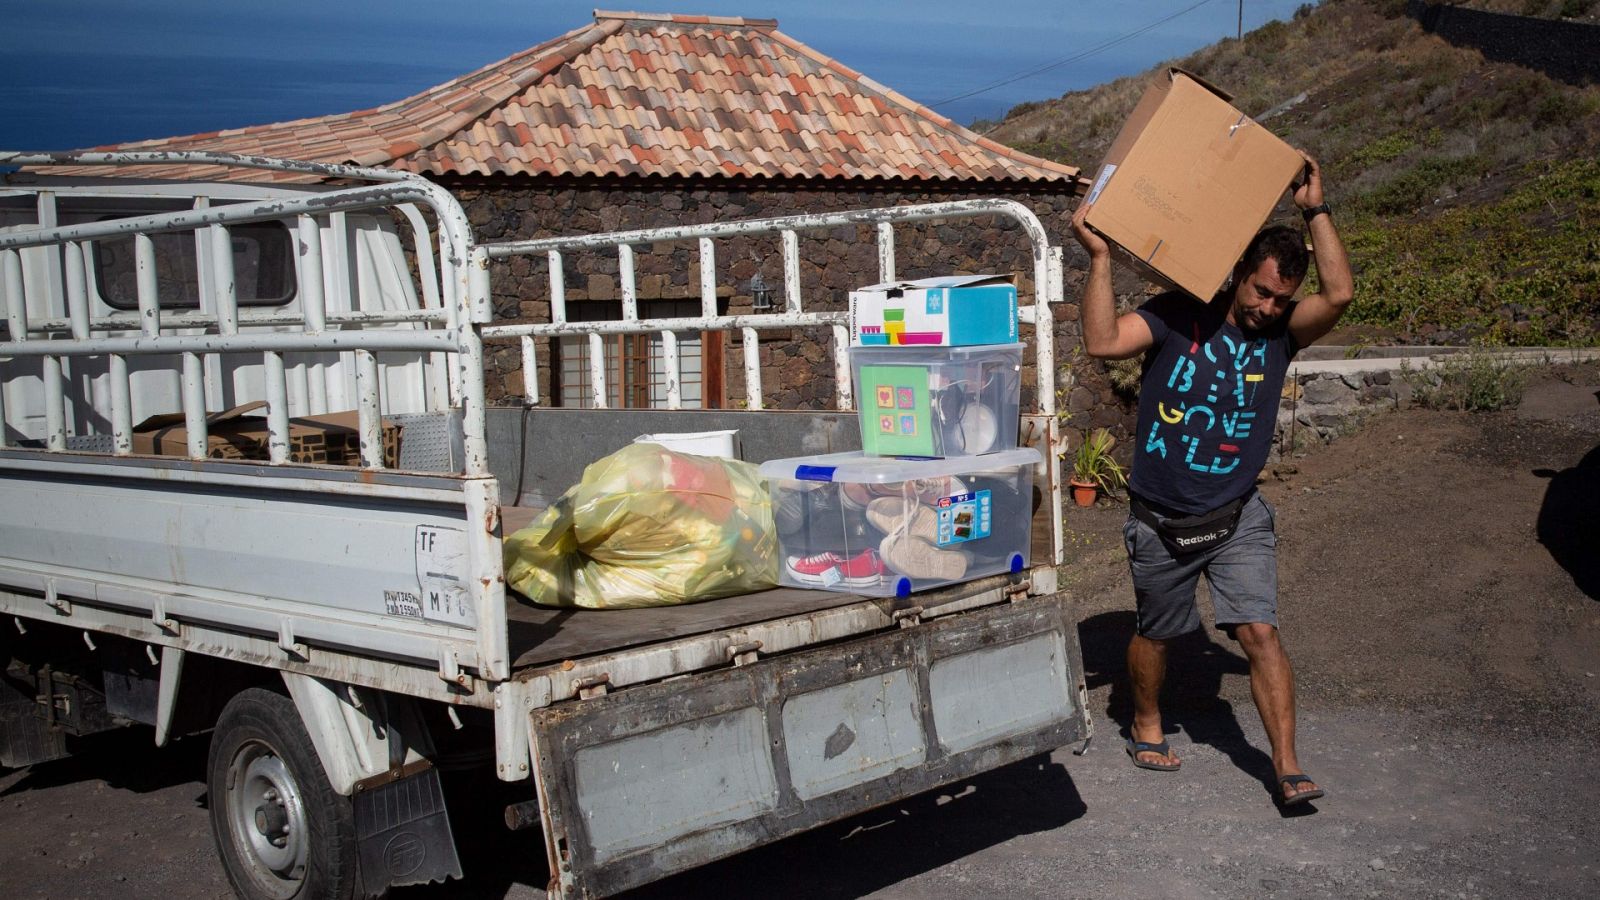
[[1128, 292, 1300, 515]]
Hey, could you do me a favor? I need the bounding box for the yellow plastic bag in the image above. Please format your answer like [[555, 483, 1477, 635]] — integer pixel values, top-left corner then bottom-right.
[[504, 443, 778, 609]]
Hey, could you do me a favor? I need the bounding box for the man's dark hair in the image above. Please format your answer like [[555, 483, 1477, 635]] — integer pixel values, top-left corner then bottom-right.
[[1238, 225, 1309, 283]]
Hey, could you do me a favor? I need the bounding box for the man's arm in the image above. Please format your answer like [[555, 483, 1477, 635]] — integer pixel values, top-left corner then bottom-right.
[[1287, 151, 1355, 349], [1071, 202, 1154, 360]]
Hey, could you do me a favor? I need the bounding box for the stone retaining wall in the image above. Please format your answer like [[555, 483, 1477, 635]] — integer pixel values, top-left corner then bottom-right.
[[1274, 348, 1600, 456], [1277, 365, 1407, 455]]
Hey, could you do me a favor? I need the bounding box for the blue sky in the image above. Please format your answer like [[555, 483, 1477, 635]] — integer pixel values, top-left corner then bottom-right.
[[0, 1, 1314, 150]]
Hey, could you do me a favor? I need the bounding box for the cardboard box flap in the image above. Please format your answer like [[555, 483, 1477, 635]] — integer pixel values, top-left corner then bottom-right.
[[133, 400, 268, 435], [1166, 67, 1232, 102], [855, 274, 1013, 294]]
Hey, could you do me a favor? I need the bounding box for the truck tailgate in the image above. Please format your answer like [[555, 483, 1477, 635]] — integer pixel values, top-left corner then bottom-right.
[[528, 594, 1088, 897]]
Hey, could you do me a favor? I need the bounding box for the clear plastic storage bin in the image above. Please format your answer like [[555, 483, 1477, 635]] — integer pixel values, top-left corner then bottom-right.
[[849, 343, 1022, 458], [759, 448, 1040, 597]]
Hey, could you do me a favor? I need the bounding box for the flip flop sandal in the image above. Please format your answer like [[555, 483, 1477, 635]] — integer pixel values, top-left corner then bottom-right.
[[1278, 774, 1326, 806], [1125, 737, 1181, 772]]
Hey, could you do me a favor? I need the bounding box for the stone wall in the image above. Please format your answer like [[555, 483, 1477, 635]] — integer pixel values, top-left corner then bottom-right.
[[442, 174, 1140, 440], [1276, 365, 1406, 456]]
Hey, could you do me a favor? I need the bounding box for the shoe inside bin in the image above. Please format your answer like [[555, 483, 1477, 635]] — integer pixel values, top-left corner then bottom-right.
[[761, 448, 1040, 597]]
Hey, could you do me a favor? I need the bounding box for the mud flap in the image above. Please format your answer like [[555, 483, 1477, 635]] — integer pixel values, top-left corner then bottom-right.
[[353, 764, 463, 891], [530, 595, 1090, 898]]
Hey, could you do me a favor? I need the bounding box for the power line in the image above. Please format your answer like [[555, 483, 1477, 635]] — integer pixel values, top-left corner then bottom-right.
[[931, 0, 1222, 108]]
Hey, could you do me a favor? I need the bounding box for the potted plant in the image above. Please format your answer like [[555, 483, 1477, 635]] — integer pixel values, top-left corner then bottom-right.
[[1069, 427, 1127, 507]]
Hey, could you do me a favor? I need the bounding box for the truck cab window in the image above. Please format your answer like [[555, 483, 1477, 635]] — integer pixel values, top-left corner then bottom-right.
[[93, 220, 295, 310]]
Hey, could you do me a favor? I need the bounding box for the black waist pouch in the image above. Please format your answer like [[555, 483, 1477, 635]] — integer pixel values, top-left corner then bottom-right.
[[1130, 491, 1249, 556]]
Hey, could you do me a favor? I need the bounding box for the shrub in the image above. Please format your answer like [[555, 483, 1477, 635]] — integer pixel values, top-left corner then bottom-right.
[[1403, 346, 1533, 411], [1355, 154, 1492, 215]]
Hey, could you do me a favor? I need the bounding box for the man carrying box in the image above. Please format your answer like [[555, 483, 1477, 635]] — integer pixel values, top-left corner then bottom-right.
[[1072, 151, 1354, 808]]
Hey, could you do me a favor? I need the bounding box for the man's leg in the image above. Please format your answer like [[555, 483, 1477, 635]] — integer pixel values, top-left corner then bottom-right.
[[1127, 632, 1179, 767], [1233, 622, 1318, 800], [1208, 495, 1321, 802], [1122, 514, 1203, 769]]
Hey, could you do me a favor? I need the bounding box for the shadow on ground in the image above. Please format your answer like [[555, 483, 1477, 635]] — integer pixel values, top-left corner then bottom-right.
[[1079, 611, 1285, 802], [1535, 441, 1600, 601], [0, 725, 207, 798], [630, 755, 1084, 900], [408, 753, 1085, 899]]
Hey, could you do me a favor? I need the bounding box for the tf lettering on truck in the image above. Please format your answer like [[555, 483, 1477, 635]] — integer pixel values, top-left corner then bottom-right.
[[0, 151, 1089, 899]]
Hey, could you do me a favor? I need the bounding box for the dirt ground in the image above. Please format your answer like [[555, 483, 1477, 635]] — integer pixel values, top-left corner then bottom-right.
[[2, 365, 1598, 899]]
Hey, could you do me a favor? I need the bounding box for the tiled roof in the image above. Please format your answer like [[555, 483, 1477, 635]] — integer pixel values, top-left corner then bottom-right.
[[50, 11, 1078, 185]]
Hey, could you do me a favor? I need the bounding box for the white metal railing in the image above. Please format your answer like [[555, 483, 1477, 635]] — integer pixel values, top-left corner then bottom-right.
[[480, 199, 1069, 562], [480, 198, 1063, 416], [0, 151, 490, 476]]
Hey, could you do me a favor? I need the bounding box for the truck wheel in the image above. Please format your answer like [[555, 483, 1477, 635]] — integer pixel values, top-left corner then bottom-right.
[[208, 687, 360, 900]]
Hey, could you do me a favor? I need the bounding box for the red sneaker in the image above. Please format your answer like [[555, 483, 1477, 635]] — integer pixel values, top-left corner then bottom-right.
[[784, 548, 886, 589]]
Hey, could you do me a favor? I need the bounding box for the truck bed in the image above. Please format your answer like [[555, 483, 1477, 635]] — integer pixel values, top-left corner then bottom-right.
[[505, 584, 889, 669], [499, 501, 1041, 674]]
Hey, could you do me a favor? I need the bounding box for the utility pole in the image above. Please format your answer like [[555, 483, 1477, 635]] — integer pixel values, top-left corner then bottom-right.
[[1238, 0, 1244, 39]]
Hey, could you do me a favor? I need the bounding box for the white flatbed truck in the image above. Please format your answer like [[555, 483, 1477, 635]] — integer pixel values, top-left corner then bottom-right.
[[0, 152, 1091, 899]]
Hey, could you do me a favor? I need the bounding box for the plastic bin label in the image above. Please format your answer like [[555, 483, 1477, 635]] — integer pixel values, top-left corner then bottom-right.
[[935, 490, 991, 546]]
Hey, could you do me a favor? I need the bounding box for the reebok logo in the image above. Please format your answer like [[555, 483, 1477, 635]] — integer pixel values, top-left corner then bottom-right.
[[1174, 529, 1228, 548]]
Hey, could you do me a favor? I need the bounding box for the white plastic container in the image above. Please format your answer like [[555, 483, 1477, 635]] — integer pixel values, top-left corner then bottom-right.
[[850, 342, 1022, 458], [759, 448, 1040, 598], [632, 429, 741, 459]]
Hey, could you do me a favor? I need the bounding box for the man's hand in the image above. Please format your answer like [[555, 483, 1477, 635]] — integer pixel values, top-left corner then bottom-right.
[[1071, 201, 1110, 259], [1291, 150, 1324, 210]]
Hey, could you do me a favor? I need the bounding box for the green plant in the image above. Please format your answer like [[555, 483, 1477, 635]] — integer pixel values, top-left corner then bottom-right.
[[1071, 428, 1129, 496], [1401, 345, 1534, 411], [1107, 357, 1143, 398], [1558, 0, 1590, 19]]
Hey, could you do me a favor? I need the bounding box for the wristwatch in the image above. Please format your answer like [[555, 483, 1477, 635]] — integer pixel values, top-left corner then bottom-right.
[[1301, 202, 1332, 222]]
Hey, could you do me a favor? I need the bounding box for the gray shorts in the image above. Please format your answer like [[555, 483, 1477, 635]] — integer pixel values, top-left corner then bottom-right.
[[1121, 492, 1279, 640]]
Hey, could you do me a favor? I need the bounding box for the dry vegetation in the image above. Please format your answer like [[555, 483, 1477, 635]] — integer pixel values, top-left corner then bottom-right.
[[986, 0, 1600, 346]]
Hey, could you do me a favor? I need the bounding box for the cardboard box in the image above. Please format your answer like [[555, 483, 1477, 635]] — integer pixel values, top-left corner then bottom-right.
[[288, 410, 401, 468], [849, 275, 1017, 347], [133, 402, 401, 467], [1084, 68, 1305, 301]]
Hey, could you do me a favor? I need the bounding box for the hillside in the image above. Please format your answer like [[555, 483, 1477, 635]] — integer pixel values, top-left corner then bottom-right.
[[987, 0, 1600, 346]]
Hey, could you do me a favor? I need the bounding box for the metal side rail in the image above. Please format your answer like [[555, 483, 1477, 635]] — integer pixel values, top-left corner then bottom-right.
[[0, 451, 510, 692]]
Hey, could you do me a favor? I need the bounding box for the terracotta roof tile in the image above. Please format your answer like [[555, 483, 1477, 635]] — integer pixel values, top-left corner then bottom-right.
[[56, 11, 1077, 185]]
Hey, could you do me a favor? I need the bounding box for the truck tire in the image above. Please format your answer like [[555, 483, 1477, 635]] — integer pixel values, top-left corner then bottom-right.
[[208, 687, 361, 900]]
